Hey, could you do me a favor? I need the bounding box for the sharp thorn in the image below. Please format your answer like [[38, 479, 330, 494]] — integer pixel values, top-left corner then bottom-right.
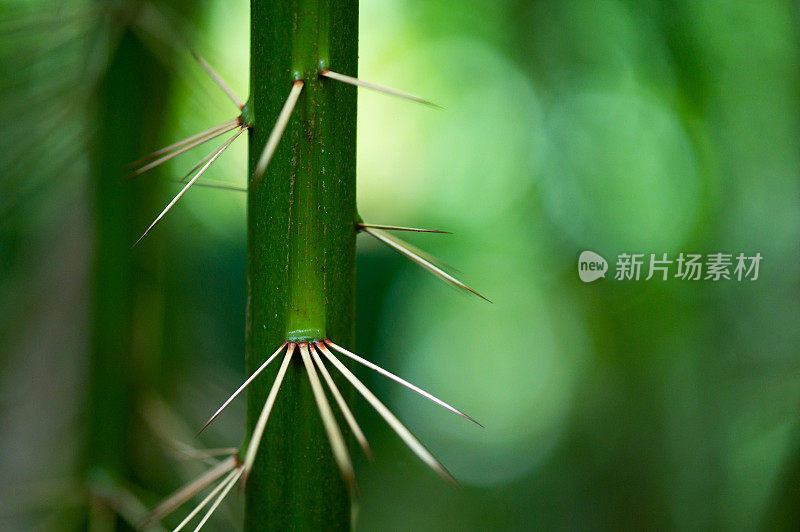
[[358, 223, 451, 234], [130, 126, 235, 177], [241, 344, 295, 479], [190, 50, 245, 109], [127, 119, 239, 176], [198, 343, 286, 435], [127, 119, 235, 169], [176, 126, 248, 185], [132, 128, 244, 247], [361, 227, 491, 302], [254, 80, 304, 180], [316, 342, 458, 486], [140, 455, 237, 528], [173, 447, 239, 461], [325, 340, 482, 428], [310, 344, 374, 461], [170, 469, 238, 532], [172, 179, 247, 193], [299, 344, 357, 495], [320, 69, 441, 108], [360, 225, 460, 272], [189, 467, 242, 532]]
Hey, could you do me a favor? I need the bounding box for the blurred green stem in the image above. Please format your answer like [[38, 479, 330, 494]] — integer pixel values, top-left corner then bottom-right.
[[88, 24, 168, 528], [246, 0, 358, 529]]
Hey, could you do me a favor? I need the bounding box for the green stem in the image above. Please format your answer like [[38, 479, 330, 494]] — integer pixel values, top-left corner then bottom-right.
[[88, 24, 169, 525], [247, 1, 358, 530]]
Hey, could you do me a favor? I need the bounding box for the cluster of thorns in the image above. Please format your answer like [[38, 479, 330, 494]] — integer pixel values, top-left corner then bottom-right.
[[133, 54, 487, 531]]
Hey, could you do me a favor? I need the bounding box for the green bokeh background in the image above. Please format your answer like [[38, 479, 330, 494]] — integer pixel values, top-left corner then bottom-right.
[[1, 0, 798, 530]]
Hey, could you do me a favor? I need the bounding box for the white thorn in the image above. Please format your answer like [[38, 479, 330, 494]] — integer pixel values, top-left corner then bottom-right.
[[190, 467, 242, 532], [143, 455, 237, 527], [191, 51, 244, 109], [199, 343, 287, 434], [129, 118, 239, 169], [358, 223, 450, 234], [242, 344, 295, 477], [320, 70, 440, 108], [299, 343, 357, 493], [171, 467, 239, 532], [362, 227, 491, 302], [325, 340, 482, 428], [316, 342, 457, 485], [176, 179, 246, 193], [310, 344, 373, 461], [134, 128, 244, 246], [254, 80, 304, 179], [131, 120, 239, 175], [173, 447, 239, 461]]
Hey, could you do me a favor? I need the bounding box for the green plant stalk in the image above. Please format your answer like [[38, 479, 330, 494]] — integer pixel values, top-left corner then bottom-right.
[[247, 0, 358, 530], [88, 26, 169, 524]]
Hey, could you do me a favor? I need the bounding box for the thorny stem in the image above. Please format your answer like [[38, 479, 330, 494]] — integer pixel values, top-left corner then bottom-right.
[[247, 0, 358, 530]]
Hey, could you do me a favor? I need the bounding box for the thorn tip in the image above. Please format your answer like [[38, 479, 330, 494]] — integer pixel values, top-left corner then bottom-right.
[[358, 223, 451, 234], [321, 69, 440, 108], [133, 127, 244, 246], [361, 227, 490, 302]]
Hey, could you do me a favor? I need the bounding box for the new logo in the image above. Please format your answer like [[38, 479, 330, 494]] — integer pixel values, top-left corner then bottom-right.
[[578, 251, 608, 283]]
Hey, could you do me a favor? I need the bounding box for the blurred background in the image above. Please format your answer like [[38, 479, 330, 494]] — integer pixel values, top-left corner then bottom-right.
[[1, 0, 798, 530]]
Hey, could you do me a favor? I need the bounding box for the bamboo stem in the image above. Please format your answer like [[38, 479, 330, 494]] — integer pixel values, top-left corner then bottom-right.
[[246, 1, 358, 529], [88, 26, 170, 527]]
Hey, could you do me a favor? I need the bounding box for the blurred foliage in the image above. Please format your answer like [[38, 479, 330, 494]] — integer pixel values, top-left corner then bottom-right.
[[0, 0, 798, 530]]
